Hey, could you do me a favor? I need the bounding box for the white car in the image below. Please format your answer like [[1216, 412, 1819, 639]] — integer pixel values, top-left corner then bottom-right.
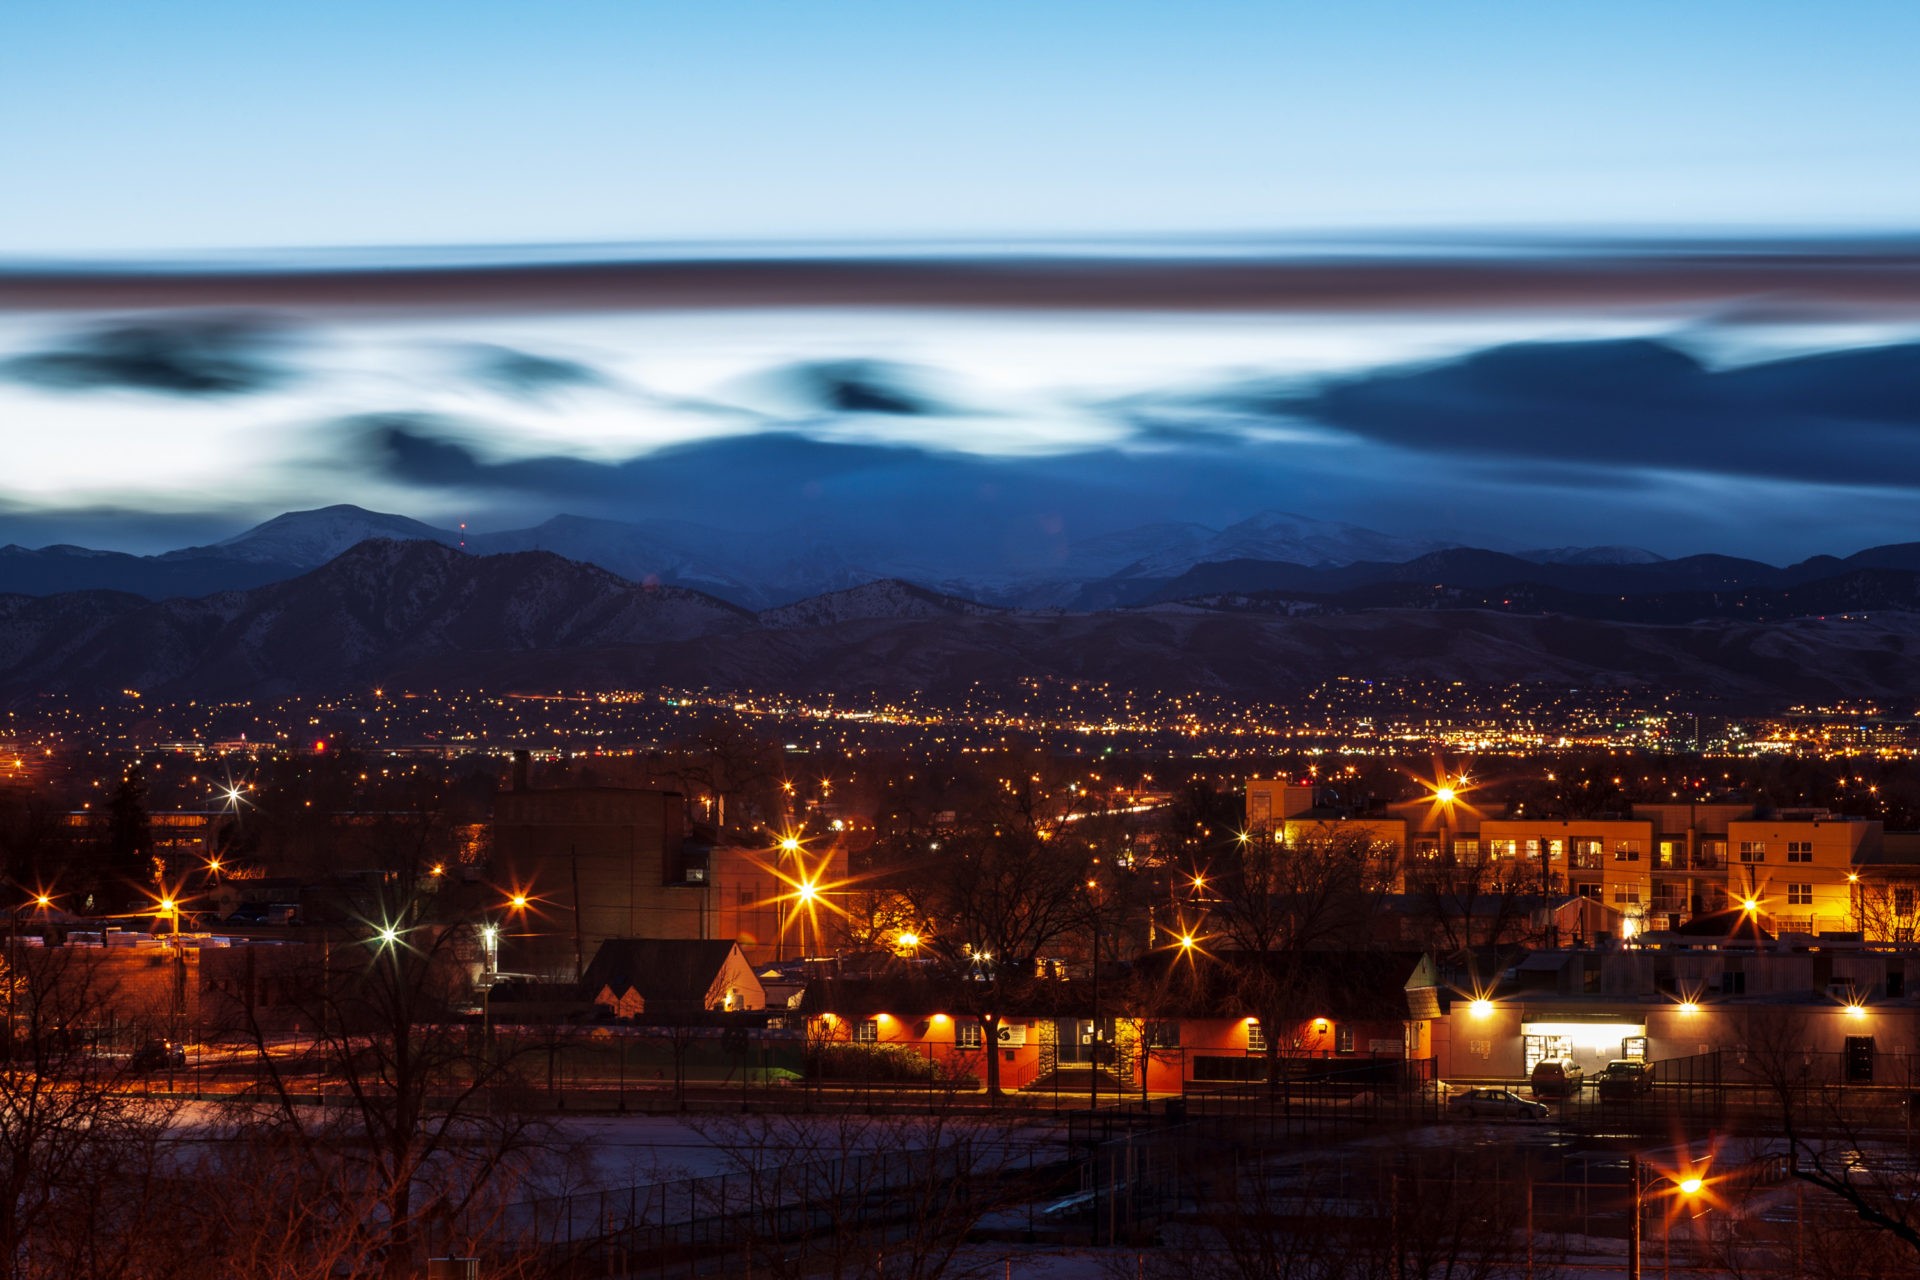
[[1446, 1087, 1549, 1121]]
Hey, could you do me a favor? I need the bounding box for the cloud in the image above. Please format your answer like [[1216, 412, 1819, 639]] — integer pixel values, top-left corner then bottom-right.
[[466, 344, 602, 397], [4, 316, 290, 395], [1237, 338, 1920, 488], [790, 360, 942, 416]]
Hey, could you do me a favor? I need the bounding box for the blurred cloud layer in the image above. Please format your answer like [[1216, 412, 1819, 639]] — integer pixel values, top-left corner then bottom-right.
[[2, 240, 1919, 564], [3, 2, 1916, 574]]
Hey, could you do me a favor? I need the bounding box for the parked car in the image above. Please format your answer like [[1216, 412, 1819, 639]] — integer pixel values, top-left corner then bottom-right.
[[1530, 1056, 1585, 1098], [1447, 1087, 1550, 1121], [130, 1040, 187, 1071], [1596, 1058, 1654, 1100]]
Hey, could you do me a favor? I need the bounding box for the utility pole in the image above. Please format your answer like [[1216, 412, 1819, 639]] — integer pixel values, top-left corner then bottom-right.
[[1627, 1153, 1642, 1280], [569, 844, 585, 983], [1090, 882, 1100, 1113]]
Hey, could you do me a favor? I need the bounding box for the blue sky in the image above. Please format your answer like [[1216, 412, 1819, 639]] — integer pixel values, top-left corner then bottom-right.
[[4, 1, 1918, 251], [2, 3, 1919, 569]]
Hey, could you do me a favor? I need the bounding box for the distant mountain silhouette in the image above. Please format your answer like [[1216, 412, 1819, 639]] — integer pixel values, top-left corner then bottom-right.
[[5, 539, 1920, 704]]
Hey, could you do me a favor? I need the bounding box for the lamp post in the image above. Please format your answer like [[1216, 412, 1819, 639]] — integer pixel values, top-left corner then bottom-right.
[[1086, 877, 1102, 1112], [1628, 1155, 1705, 1280]]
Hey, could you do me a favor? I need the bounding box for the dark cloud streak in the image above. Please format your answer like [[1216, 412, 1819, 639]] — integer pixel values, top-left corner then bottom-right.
[[6, 245, 1920, 317], [5, 316, 290, 395], [1256, 338, 1920, 488]]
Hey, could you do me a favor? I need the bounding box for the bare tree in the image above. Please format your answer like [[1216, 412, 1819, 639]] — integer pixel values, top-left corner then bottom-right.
[[1188, 827, 1389, 1085], [1734, 1004, 1920, 1261], [895, 824, 1092, 1098], [208, 830, 571, 1278], [0, 947, 192, 1280]]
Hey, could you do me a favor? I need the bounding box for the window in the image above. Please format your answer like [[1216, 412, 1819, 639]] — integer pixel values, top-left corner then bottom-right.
[[1452, 838, 1479, 862], [855, 1019, 879, 1043], [1739, 841, 1766, 863], [1487, 839, 1518, 861], [1897, 888, 1915, 918], [1247, 1020, 1267, 1052], [1577, 883, 1602, 900], [1571, 838, 1604, 869], [957, 1022, 983, 1050], [1613, 840, 1641, 862], [1723, 971, 1746, 995], [1335, 1024, 1355, 1053], [1145, 1020, 1180, 1048], [1788, 883, 1813, 906], [1612, 886, 1641, 905], [1787, 841, 1813, 863]]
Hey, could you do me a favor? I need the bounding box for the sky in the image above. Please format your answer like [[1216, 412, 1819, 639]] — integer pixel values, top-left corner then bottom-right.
[[2, 2, 1919, 568]]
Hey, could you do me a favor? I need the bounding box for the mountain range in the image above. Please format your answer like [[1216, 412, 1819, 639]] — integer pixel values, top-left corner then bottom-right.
[[0, 503, 1515, 608], [5, 536, 1920, 705]]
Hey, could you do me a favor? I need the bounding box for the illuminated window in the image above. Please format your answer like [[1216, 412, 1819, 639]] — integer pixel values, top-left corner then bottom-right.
[[1613, 841, 1641, 862], [957, 1022, 984, 1050], [1335, 1024, 1355, 1054], [1247, 1020, 1267, 1052], [855, 1019, 879, 1043]]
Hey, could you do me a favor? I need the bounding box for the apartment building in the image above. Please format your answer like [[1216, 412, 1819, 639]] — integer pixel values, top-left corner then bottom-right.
[[1245, 779, 1889, 939]]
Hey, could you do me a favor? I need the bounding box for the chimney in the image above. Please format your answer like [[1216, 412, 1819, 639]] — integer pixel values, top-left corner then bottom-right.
[[511, 750, 530, 792]]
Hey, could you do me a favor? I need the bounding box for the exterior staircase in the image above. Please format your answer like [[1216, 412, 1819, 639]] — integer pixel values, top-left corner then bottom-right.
[[1020, 1063, 1128, 1093]]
